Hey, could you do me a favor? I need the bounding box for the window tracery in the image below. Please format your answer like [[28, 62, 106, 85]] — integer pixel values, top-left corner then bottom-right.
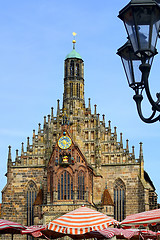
[[58, 170, 73, 200], [78, 170, 85, 200], [70, 60, 74, 76], [76, 63, 79, 76], [114, 178, 126, 221], [26, 181, 37, 226]]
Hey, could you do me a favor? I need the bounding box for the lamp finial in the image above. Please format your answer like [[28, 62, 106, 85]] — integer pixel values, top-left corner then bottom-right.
[[72, 32, 77, 49]]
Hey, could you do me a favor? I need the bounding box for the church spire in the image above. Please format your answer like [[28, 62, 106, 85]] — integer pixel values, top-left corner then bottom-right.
[[63, 34, 85, 115]]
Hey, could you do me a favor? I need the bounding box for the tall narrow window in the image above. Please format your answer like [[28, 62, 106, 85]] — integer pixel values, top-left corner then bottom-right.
[[70, 60, 74, 76], [77, 83, 80, 98], [70, 83, 73, 97], [114, 179, 126, 221], [27, 181, 37, 226], [50, 170, 53, 202], [76, 63, 79, 76], [78, 171, 85, 200], [58, 171, 73, 200]]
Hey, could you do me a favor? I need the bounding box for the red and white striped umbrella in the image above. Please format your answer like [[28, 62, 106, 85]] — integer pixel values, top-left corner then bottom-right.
[[21, 225, 47, 237], [21, 225, 67, 239], [98, 228, 157, 239], [121, 209, 160, 227], [0, 219, 26, 234], [48, 206, 119, 235]]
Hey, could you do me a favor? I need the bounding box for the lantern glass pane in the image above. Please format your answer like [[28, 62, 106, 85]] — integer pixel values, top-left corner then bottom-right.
[[121, 57, 141, 87], [133, 6, 160, 56], [121, 58, 133, 86], [132, 59, 142, 85], [138, 25, 150, 51], [123, 9, 139, 53]]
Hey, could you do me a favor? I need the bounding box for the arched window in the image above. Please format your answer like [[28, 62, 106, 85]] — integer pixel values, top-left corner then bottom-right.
[[70, 60, 74, 76], [58, 171, 73, 200], [114, 179, 126, 221], [76, 63, 79, 76], [26, 181, 37, 226], [78, 171, 85, 200]]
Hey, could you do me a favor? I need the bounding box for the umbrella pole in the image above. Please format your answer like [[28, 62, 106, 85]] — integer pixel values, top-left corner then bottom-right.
[[11, 233, 13, 240]]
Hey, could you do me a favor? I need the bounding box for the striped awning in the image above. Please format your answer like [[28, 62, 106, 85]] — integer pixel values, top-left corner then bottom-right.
[[120, 209, 160, 227], [48, 206, 119, 235], [0, 219, 26, 234]]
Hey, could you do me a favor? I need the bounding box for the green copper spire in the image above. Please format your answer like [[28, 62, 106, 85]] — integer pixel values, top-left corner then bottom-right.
[[65, 32, 82, 60]]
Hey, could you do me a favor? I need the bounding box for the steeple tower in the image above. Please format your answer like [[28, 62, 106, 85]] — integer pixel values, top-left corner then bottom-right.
[[63, 33, 85, 116]]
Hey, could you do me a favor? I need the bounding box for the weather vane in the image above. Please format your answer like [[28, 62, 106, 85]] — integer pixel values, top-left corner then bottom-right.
[[72, 32, 77, 49]]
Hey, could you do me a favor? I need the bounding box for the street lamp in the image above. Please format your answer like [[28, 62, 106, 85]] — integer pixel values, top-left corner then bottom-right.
[[117, 0, 160, 123]]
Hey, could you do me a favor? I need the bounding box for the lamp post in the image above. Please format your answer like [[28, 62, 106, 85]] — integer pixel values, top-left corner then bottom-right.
[[117, 0, 160, 123]]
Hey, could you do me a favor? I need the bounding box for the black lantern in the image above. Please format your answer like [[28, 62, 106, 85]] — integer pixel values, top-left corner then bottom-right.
[[118, 0, 160, 123], [117, 40, 154, 94], [118, 0, 160, 58], [117, 41, 143, 93]]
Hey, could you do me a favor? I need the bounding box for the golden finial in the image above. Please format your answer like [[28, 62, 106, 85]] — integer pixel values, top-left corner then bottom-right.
[[72, 32, 77, 49]]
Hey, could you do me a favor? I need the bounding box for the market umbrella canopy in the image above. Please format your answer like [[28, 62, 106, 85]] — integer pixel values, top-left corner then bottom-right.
[[0, 219, 26, 234], [21, 225, 47, 238], [98, 228, 157, 239], [120, 208, 160, 227], [21, 225, 67, 239], [48, 206, 119, 235]]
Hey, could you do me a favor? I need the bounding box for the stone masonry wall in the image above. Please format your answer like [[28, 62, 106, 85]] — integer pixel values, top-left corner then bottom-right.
[[2, 166, 46, 226], [93, 163, 142, 216]]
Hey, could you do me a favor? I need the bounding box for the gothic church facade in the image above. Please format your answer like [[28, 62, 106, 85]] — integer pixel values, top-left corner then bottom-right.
[[1, 41, 157, 231]]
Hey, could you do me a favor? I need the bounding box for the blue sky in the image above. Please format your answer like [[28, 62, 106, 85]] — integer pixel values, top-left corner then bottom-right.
[[0, 0, 160, 203]]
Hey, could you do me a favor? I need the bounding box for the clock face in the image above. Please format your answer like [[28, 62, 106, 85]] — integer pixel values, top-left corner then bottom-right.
[[58, 136, 72, 149]]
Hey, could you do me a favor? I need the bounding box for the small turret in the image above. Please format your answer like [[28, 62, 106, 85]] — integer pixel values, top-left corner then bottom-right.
[[57, 99, 60, 116], [88, 98, 91, 111], [102, 114, 105, 126], [7, 145, 12, 164], [51, 107, 54, 122], [126, 139, 129, 152], [108, 120, 111, 136], [139, 142, 143, 160], [15, 149, 19, 161], [88, 98, 91, 113], [97, 113, 100, 126], [94, 104, 97, 115], [33, 129, 35, 139], [132, 146, 135, 158], [27, 137, 30, 151], [21, 142, 24, 156], [43, 116, 46, 128], [120, 133, 123, 147], [38, 123, 41, 133], [7, 146, 12, 180], [139, 142, 144, 179], [114, 127, 117, 141], [48, 115, 51, 127]]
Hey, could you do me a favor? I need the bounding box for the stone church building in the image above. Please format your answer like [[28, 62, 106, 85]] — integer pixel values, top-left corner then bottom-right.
[[1, 40, 157, 231]]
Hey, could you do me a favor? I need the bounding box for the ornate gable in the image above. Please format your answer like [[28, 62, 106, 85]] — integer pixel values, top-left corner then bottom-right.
[[48, 125, 89, 169], [47, 125, 93, 205]]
